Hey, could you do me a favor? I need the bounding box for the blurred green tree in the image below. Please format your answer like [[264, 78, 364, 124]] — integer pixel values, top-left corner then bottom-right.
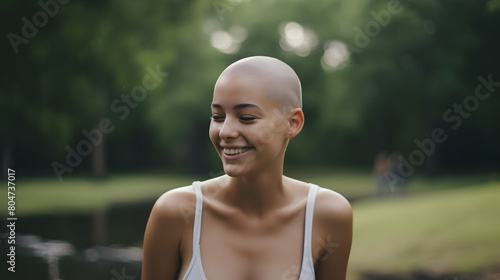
[[1, 0, 211, 178], [198, 0, 500, 174], [2, 0, 498, 178]]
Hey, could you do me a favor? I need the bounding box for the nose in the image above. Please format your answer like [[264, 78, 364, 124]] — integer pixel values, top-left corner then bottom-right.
[[219, 117, 239, 140]]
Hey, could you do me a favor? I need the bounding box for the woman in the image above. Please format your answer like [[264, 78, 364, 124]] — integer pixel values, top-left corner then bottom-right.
[[142, 56, 352, 280]]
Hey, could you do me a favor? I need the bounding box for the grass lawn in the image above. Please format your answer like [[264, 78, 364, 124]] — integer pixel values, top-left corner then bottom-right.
[[5, 174, 196, 216], [290, 168, 497, 199], [348, 181, 500, 279]]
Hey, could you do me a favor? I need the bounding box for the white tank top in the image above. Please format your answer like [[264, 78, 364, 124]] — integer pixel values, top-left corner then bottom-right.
[[182, 181, 319, 280]]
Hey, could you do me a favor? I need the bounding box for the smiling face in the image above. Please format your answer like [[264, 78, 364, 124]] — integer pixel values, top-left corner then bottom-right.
[[209, 56, 304, 177], [210, 75, 289, 177]]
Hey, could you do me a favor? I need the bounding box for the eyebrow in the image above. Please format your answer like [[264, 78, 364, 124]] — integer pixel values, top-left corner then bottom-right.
[[211, 103, 262, 110]]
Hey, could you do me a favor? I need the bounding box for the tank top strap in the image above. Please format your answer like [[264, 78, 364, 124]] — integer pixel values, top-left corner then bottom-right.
[[192, 181, 203, 250], [299, 183, 319, 279]]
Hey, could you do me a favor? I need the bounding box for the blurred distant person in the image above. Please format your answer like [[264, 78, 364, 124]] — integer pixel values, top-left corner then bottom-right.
[[388, 151, 407, 195], [142, 56, 352, 280], [373, 151, 391, 196]]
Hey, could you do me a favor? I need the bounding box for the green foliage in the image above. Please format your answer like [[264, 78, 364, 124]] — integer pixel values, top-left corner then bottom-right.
[[2, 0, 499, 174]]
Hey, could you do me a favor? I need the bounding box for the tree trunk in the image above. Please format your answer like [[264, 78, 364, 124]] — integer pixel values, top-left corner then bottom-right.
[[91, 209, 107, 246], [2, 140, 11, 180], [91, 124, 106, 179], [423, 101, 439, 177]]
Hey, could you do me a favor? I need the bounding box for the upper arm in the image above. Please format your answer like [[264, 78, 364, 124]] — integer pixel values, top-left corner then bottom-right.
[[314, 189, 353, 280], [142, 188, 194, 280]]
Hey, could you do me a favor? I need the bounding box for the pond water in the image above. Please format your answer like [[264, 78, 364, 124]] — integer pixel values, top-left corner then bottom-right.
[[1, 199, 154, 280]]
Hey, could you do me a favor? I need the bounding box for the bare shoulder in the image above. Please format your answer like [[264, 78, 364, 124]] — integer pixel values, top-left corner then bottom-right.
[[155, 185, 196, 210], [150, 185, 197, 226], [312, 186, 353, 279], [142, 185, 197, 280], [314, 186, 353, 228], [143, 185, 196, 259]]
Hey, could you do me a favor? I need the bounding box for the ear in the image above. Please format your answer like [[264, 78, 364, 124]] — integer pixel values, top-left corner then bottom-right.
[[286, 108, 304, 139]]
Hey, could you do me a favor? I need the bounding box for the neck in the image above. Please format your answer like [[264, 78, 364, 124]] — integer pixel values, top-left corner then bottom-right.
[[225, 164, 288, 217]]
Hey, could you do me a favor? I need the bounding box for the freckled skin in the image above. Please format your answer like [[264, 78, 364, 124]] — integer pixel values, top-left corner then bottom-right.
[[142, 56, 352, 280]]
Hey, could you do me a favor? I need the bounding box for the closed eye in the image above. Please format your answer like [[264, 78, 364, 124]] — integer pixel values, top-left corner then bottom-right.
[[211, 115, 224, 122], [240, 117, 256, 123]]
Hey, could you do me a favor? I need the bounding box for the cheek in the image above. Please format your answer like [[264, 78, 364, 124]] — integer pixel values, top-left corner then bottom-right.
[[248, 127, 282, 150], [209, 123, 219, 145], [253, 117, 288, 142]]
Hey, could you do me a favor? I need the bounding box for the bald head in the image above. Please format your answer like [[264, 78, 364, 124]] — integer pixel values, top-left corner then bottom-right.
[[215, 56, 302, 114]]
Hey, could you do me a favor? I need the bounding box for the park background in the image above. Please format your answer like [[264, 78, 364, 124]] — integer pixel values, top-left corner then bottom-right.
[[1, 0, 500, 279]]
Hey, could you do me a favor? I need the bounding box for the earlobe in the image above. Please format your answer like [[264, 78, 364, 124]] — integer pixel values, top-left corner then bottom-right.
[[287, 108, 304, 138]]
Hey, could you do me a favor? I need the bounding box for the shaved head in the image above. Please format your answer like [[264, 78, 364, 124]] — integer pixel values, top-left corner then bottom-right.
[[215, 56, 302, 115]]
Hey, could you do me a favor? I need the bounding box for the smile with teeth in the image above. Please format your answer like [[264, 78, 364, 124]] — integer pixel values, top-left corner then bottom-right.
[[223, 147, 252, 155]]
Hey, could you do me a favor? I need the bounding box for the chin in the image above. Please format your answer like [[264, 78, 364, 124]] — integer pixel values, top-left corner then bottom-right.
[[223, 168, 246, 177], [222, 164, 252, 177]]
